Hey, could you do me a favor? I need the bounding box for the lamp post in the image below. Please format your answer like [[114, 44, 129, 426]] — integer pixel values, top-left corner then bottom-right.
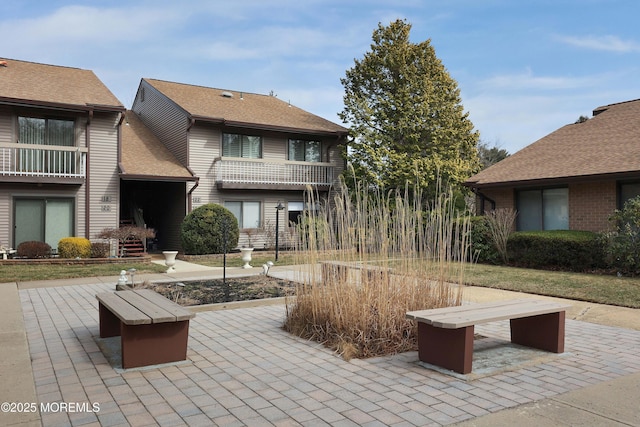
[[275, 201, 285, 261]]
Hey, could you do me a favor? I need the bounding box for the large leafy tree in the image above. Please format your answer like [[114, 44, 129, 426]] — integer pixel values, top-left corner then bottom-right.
[[340, 20, 480, 198]]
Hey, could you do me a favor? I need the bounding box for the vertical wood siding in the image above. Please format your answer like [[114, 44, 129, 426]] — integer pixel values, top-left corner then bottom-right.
[[132, 81, 189, 165]]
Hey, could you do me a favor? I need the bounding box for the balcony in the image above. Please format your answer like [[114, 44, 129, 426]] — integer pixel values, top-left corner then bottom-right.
[[214, 157, 335, 190], [0, 143, 87, 184]]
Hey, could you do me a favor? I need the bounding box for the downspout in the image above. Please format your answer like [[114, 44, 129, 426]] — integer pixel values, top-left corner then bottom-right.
[[471, 187, 496, 214], [85, 109, 93, 238], [186, 117, 197, 213], [117, 111, 125, 227], [187, 169, 199, 213]]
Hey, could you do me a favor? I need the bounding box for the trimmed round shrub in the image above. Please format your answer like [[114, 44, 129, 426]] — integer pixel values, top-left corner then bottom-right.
[[181, 204, 239, 255], [58, 237, 92, 258], [91, 242, 110, 258], [16, 241, 52, 258]]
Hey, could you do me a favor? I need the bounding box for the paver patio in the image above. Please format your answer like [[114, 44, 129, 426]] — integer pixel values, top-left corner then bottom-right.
[[20, 283, 640, 426]]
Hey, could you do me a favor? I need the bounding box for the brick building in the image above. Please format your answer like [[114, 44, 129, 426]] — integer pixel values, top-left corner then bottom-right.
[[465, 98, 640, 232]]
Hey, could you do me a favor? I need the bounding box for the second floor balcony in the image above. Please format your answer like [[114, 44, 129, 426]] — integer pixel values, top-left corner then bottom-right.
[[213, 157, 335, 190], [0, 143, 87, 184]]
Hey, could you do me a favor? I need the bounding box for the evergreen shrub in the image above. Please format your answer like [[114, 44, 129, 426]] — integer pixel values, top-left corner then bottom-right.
[[600, 196, 640, 275], [507, 230, 605, 271], [181, 204, 239, 255], [58, 237, 92, 258], [468, 216, 501, 264]]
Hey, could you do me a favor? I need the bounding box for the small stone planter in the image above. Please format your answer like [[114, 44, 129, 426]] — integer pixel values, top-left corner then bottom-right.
[[240, 247, 254, 269], [163, 250, 179, 273]]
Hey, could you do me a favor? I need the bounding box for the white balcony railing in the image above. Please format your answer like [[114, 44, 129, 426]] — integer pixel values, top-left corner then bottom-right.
[[214, 157, 335, 188], [0, 143, 87, 179]]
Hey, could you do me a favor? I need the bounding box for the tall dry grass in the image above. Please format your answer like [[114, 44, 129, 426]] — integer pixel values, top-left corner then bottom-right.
[[283, 180, 473, 359]]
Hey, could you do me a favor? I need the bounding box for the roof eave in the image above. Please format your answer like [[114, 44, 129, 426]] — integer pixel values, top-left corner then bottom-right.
[[191, 115, 348, 137], [119, 173, 198, 182], [0, 96, 124, 113], [467, 170, 640, 189]]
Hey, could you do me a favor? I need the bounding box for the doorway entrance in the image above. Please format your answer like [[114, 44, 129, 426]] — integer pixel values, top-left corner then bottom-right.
[[14, 197, 74, 249]]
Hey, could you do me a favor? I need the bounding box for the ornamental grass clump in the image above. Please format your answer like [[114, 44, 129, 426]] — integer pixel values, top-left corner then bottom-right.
[[283, 180, 472, 360]]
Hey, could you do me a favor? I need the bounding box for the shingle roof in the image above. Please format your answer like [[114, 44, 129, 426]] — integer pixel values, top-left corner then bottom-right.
[[145, 78, 347, 135], [466, 99, 640, 187], [0, 58, 122, 110], [120, 111, 195, 180]]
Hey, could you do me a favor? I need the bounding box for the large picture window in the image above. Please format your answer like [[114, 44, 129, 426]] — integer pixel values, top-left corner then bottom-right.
[[288, 139, 321, 162], [225, 201, 261, 229], [516, 188, 568, 231], [14, 198, 74, 249], [222, 134, 262, 159]]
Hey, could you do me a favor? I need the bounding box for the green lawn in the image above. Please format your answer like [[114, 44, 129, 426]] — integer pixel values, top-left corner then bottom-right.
[[2, 256, 639, 309], [0, 262, 167, 283], [460, 263, 640, 309]]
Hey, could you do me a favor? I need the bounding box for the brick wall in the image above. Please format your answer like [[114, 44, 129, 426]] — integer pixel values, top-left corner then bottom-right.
[[475, 188, 514, 214], [569, 181, 617, 232], [475, 180, 617, 232]]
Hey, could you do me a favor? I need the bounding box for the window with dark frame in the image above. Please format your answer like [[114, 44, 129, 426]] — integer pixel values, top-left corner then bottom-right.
[[288, 139, 321, 162], [18, 116, 74, 146], [516, 187, 568, 231], [619, 182, 640, 208], [222, 133, 262, 159]]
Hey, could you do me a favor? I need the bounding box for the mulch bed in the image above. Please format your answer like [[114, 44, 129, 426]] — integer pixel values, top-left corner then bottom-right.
[[144, 275, 297, 306]]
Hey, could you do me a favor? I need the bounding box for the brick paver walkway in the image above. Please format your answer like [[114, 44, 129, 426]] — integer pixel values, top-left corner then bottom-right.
[[20, 283, 640, 426]]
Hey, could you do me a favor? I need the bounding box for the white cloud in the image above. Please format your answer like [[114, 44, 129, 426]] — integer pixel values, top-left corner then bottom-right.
[[479, 68, 599, 91], [556, 34, 640, 53]]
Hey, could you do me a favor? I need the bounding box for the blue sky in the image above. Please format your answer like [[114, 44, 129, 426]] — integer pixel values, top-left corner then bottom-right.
[[1, 0, 639, 154]]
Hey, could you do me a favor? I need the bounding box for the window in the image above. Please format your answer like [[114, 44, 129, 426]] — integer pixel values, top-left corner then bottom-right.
[[225, 201, 261, 228], [17, 117, 75, 174], [287, 201, 319, 225], [620, 182, 640, 208], [289, 139, 321, 162], [19, 117, 74, 146], [14, 198, 74, 248], [223, 134, 262, 158], [516, 188, 568, 231]]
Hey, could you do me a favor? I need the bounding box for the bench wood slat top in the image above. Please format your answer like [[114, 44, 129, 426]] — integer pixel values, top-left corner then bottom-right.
[[406, 299, 571, 329], [134, 289, 195, 321], [96, 292, 151, 325], [96, 290, 195, 325], [116, 291, 177, 323]]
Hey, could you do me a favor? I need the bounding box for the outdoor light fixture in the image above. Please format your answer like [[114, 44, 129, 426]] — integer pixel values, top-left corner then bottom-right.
[[275, 201, 285, 261]]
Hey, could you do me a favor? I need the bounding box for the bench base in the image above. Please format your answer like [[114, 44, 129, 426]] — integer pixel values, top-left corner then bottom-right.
[[417, 311, 566, 374], [99, 303, 190, 369]]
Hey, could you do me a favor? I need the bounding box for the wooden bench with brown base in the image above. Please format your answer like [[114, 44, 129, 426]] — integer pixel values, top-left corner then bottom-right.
[[96, 289, 195, 369], [406, 299, 571, 374]]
